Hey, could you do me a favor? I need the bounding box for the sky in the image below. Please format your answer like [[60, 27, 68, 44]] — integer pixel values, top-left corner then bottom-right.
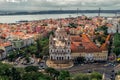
[[0, 0, 119, 11]]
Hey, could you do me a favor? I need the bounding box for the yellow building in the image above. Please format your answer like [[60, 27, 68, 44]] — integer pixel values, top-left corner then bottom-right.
[[70, 34, 110, 62]]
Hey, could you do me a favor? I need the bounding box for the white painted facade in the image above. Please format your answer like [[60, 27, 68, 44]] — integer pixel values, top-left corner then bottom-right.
[[49, 25, 71, 63]]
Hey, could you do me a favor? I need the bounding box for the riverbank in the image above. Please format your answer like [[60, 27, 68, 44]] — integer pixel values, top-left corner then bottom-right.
[[0, 13, 116, 23]]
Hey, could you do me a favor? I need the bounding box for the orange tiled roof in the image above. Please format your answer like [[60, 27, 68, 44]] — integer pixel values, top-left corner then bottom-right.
[[70, 34, 109, 53], [12, 32, 25, 36], [100, 34, 111, 50], [0, 42, 11, 47], [106, 23, 113, 27]]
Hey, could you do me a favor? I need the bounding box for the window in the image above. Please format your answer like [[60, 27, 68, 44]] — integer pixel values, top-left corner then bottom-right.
[[59, 36, 61, 39], [51, 56, 53, 60], [68, 57, 69, 60], [57, 57, 59, 60], [62, 57, 63, 60], [51, 50, 54, 53], [68, 49, 70, 52], [68, 42, 70, 45], [59, 57, 61, 60]]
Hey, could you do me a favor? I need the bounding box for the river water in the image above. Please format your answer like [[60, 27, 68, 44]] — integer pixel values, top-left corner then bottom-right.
[[0, 13, 115, 23]]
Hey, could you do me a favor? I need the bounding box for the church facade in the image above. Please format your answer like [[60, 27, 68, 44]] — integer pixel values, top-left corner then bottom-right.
[[49, 25, 71, 63]]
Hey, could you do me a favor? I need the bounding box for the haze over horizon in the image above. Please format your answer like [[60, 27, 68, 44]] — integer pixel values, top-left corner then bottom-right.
[[0, 0, 120, 11]]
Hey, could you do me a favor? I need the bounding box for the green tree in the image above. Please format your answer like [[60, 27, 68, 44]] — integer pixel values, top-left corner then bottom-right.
[[90, 72, 102, 80], [11, 67, 21, 80], [45, 67, 55, 76], [69, 23, 77, 28], [113, 33, 120, 47], [28, 45, 37, 55], [25, 66, 39, 72], [19, 49, 25, 56], [113, 47, 120, 56], [0, 62, 12, 76], [76, 57, 85, 63], [45, 67, 60, 80], [73, 73, 89, 80], [35, 37, 49, 58], [48, 31, 54, 35], [22, 72, 39, 80], [0, 76, 9, 80], [38, 74, 51, 80], [4, 68, 11, 78], [36, 39, 42, 58], [25, 56, 30, 63], [58, 70, 70, 80], [7, 51, 17, 62], [53, 70, 60, 80], [16, 67, 25, 75], [22, 72, 51, 80], [42, 45, 49, 56]]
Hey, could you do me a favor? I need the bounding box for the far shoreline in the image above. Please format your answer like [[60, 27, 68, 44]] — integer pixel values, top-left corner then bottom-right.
[[0, 13, 117, 24]]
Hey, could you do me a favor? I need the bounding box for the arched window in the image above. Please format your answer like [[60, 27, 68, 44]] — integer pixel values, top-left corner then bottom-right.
[[50, 42, 52, 44], [59, 57, 61, 60], [68, 57, 69, 60], [57, 57, 59, 60], [61, 57, 63, 60], [68, 49, 70, 52], [68, 42, 70, 45], [51, 56, 53, 60]]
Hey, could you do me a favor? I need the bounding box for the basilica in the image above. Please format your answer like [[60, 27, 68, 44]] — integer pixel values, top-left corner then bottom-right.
[[49, 24, 71, 64]]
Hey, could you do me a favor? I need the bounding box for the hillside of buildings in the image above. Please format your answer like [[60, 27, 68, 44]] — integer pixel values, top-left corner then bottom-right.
[[0, 15, 119, 80]]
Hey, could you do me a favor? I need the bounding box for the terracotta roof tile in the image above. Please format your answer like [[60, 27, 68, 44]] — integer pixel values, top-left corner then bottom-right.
[[70, 34, 109, 53], [0, 42, 11, 47], [100, 34, 111, 50]]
